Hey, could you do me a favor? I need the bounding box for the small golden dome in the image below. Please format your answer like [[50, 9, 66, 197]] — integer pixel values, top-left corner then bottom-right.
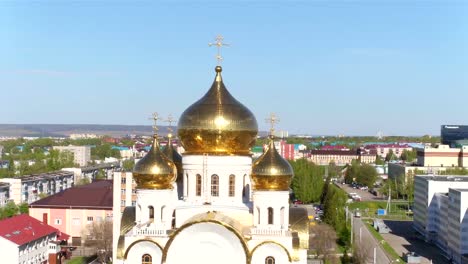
[[251, 137, 294, 191], [177, 66, 258, 155], [133, 135, 177, 189], [162, 136, 183, 185]]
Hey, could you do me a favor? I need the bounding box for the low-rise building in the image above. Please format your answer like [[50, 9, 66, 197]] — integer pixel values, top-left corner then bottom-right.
[[29, 180, 113, 246], [413, 175, 468, 264], [54, 146, 91, 167], [308, 149, 376, 165], [0, 214, 70, 264], [364, 143, 412, 158], [0, 171, 74, 204], [416, 145, 468, 167]]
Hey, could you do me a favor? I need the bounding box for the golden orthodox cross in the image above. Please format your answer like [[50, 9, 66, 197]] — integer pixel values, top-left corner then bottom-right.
[[165, 114, 176, 136], [209, 35, 230, 65], [148, 112, 159, 134], [266, 113, 280, 136]]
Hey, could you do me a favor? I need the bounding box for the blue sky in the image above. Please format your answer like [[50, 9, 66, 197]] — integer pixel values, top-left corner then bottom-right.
[[1, 1, 467, 136]]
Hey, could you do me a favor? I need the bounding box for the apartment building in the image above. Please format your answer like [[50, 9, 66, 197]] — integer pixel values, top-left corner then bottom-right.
[[54, 146, 91, 167]]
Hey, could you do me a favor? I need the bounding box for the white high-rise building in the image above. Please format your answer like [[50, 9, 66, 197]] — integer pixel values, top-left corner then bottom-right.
[[112, 66, 309, 264], [54, 145, 91, 166], [414, 175, 468, 263]]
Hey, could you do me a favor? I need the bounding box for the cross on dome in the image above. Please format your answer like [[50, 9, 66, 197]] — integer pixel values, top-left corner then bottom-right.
[[149, 112, 159, 134], [209, 35, 230, 65], [165, 114, 177, 137], [266, 113, 280, 137]]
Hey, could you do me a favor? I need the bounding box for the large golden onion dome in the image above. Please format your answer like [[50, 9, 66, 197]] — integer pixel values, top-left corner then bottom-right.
[[162, 135, 183, 186], [177, 66, 258, 155], [251, 137, 294, 191], [133, 135, 177, 189]]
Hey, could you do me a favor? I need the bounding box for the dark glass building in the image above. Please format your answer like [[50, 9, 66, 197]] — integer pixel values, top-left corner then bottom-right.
[[441, 125, 468, 147]]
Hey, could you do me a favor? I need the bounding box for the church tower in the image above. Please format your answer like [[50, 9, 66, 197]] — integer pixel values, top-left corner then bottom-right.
[[132, 113, 177, 232], [175, 65, 258, 226], [113, 36, 309, 264]]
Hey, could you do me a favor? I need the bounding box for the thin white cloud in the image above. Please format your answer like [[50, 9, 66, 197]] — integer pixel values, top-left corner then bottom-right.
[[0, 69, 119, 77]]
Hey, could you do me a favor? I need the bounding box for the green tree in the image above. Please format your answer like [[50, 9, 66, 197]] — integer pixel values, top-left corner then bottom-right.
[[344, 160, 360, 184], [322, 185, 347, 232], [401, 149, 417, 162], [320, 162, 336, 204], [375, 155, 385, 165], [385, 149, 396, 162], [290, 159, 324, 203], [1, 201, 19, 219], [356, 164, 378, 188], [18, 203, 29, 214], [122, 159, 135, 172]]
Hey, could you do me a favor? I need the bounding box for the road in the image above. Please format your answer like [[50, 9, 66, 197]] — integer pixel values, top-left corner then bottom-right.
[[337, 183, 382, 201], [352, 217, 392, 264]]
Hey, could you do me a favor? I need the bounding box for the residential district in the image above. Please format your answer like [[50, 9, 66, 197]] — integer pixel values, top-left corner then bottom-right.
[[1, 68, 468, 264]]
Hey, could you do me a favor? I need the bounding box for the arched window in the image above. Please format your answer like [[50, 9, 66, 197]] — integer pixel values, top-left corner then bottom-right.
[[161, 206, 166, 222], [142, 254, 152, 264], [268, 207, 274, 225], [185, 174, 189, 197], [211, 175, 219, 197], [265, 256, 275, 264], [196, 174, 202, 196], [280, 207, 285, 227], [257, 207, 261, 225], [229, 175, 235, 197], [148, 206, 154, 221]]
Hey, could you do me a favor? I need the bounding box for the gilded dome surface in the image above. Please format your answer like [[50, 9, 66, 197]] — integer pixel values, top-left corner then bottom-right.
[[133, 135, 177, 189], [251, 138, 294, 191], [162, 137, 183, 185], [177, 66, 258, 155]]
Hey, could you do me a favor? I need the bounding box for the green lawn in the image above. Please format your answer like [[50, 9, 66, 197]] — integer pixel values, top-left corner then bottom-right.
[[348, 201, 413, 220], [66, 257, 86, 264], [66, 256, 96, 264]]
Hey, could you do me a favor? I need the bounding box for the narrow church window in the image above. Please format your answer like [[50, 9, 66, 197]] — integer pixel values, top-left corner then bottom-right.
[[257, 207, 261, 224], [142, 254, 152, 264], [185, 174, 189, 197], [196, 174, 202, 196], [280, 207, 285, 227], [268, 207, 274, 224], [148, 206, 154, 221], [211, 174, 219, 197], [229, 175, 235, 197], [265, 256, 275, 264], [161, 206, 166, 222]]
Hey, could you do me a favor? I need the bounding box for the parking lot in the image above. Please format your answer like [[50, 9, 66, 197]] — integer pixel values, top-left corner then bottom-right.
[[336, 182, 382, 201]]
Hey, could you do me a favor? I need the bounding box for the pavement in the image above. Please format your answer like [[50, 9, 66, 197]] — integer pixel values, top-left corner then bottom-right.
[[382, 220, 448, 264]]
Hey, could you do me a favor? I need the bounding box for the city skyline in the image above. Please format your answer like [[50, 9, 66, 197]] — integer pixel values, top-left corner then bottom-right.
[[1, 1, 467, 136]]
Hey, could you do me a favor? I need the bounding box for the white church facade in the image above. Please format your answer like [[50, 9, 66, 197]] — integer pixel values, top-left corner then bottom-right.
[[112, 65, 309, 264]]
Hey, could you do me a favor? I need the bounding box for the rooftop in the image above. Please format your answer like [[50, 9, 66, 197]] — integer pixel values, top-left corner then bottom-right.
[[15, 171, 74, 182], [416, 175, 468, 182], [29, 180, 113, 209], [0, 214, 66, 245]]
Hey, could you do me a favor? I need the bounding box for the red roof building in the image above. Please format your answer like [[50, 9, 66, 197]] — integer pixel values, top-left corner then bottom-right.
[[29, 180, 113, 246], [0, 214, 69, 264]]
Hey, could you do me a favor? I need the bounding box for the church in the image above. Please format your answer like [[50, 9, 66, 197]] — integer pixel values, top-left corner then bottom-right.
[[112, 56, 309, 264]]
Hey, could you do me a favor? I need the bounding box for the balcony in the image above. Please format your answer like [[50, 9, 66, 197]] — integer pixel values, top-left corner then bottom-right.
[[250, 228, 291, 236], [132, 226, 169, 237]]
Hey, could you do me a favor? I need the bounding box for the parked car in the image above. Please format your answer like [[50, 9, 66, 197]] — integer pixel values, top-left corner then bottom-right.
[[293, 199, 303, 205]]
